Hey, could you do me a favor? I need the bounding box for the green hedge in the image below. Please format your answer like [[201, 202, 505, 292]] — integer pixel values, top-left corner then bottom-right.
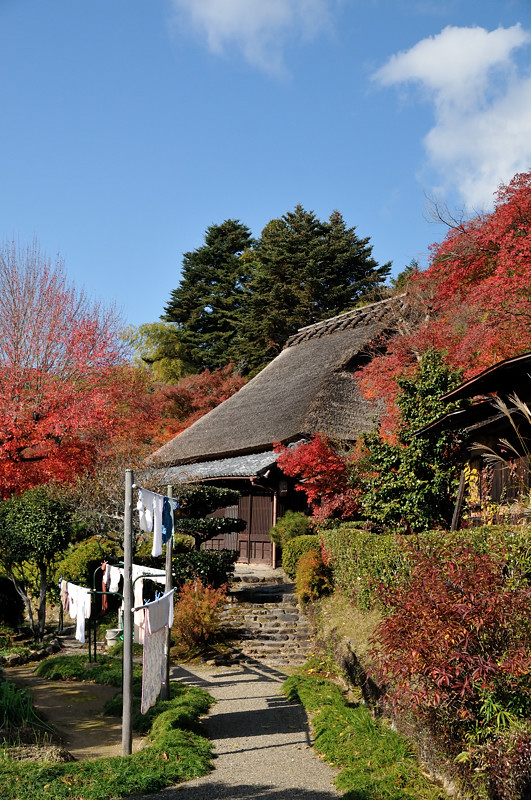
[[322, 522, 531, 610], [282, 534, 320, 579]]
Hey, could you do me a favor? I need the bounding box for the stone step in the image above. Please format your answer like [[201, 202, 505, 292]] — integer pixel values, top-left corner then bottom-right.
[[218, 582, 314, 667]]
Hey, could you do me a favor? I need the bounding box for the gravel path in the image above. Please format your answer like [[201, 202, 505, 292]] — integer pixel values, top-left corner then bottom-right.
[[133, 658, 340, 800]]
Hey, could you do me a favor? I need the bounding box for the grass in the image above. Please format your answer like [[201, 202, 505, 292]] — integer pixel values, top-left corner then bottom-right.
[[0, 677, 54, 740], [35, 653, 142, 688], [316, 590, 381, 661], [0, 655, 215, 800], [283, 656, 448, 800]]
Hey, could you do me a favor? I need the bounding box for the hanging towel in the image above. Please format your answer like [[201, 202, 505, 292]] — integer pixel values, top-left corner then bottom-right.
[[151, 493, 165, 557], [141, 626, 167, 714], [132, 564, 166, 644], [140, 591, 175, 714], [145, 589, 174, 633], [108, 565, 122, 593], [137, 489, 156, 534], [67, 582, 92, 643]]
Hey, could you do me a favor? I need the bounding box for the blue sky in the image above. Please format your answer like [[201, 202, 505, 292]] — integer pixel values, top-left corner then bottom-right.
[[1, 0, 531, 330]]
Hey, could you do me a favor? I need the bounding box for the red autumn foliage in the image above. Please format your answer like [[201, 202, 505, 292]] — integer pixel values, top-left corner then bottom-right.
[[0, 240, 149, 497], [148, 364, 246, 444], [275, 434, 365, 521], [358, 171, 531, 438], [171, 579, 227, 649], [371, 539, 531, 745]]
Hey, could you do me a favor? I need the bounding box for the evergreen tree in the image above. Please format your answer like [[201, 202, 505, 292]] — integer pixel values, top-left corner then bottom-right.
[[361, 350, 465, 531], [163, 220, 255, 372], [174, 485, 246, 551], [234, 206, 391, 375]]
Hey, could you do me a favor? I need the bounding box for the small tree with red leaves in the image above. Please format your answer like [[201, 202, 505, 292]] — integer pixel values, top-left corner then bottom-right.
[[275, 434, 367, 522], [148, 364, 246, 444]]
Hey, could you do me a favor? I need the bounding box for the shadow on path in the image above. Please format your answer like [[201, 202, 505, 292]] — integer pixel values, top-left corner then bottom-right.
[[139, 781, 340, 800]]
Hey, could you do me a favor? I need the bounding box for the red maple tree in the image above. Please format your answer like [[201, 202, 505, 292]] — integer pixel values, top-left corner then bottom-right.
[[0, 240, 147, 497], [358, 171, 531, 438], [275, 434, 366, 521]]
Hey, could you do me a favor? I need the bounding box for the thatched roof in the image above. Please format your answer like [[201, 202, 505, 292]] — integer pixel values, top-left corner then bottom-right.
[[148, 294, 415, 470]]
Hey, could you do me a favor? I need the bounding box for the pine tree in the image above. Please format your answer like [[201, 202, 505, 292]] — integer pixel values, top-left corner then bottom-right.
[[173, 485, 246, 550], [234, 206, 390, 375], [163, 220, 255, 372]]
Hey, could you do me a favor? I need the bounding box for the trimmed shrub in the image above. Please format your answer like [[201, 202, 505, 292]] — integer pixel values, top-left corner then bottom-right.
[[269, 511, 314, 547], [171, 580, 227, 649], [172, 550, 238, 588], [322, 521, 531, 610], [295, 548, 332, 604], [282, 534, 320, 579], [321, 524, 407, 609]]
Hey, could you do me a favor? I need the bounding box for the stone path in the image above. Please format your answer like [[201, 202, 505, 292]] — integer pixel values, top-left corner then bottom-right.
[[135, 659, 340, 800]]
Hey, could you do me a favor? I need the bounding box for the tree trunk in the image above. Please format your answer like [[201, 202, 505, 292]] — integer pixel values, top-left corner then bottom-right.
[[9, 574, 36, 638]]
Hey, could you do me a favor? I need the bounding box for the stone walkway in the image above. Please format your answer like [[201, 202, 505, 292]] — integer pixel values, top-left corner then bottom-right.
[[136, 659, 340, 800]]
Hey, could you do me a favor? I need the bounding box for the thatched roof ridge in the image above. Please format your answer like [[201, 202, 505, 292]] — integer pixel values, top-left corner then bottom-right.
[[147, 294, 417, 469], [286, 293, 411, 346]]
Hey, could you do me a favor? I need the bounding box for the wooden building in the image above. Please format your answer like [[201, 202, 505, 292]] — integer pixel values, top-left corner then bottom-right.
[[147, 294, 418, 564], [420, 351, 531, 525]]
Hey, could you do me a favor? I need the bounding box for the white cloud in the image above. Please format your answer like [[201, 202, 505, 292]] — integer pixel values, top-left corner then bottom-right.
[[373, 24, 531, 208], [171, 0, 332, 75]]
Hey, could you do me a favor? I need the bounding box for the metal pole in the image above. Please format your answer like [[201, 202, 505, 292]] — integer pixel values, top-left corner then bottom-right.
[[161, 485, 174, 701], [122, 469, 134, 757]]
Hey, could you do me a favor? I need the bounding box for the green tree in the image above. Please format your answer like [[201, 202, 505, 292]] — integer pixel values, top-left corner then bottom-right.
[[234, 206, 391, 374], [174, 485, 246, 551], [163, 220, 255, 372], [361, 350, 465, 532], [0, 487, 74, 640], [390, 258, 420, 293], [125, 321, 195, 383]]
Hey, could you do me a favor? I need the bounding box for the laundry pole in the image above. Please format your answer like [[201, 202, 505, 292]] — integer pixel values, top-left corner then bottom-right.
[[122, 469, 134, 757], [161, 484, 174, 700]]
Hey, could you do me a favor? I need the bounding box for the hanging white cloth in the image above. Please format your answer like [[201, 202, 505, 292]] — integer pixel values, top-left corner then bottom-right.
[[132, 564, 166, 644], [66, 582, 92, 643], [140, 590, 174, 714], [137, 488, 155, 534], [108, 565, 122, 593], [151, 493, 165, 557]]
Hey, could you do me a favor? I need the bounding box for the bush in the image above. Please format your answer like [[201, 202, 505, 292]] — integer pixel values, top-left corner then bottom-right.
[[371, 538, 531, 761], [483, 725, 531, 800], [0, 576, 24, 630], [282, 534, 320, 579], [172, 549, 238, 588], [53, 536, 117, 590], [295, 548, 332, 604], [171, 580, 227, 650], [322, 524, 407, 609], [269, 511, 314, 547]]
